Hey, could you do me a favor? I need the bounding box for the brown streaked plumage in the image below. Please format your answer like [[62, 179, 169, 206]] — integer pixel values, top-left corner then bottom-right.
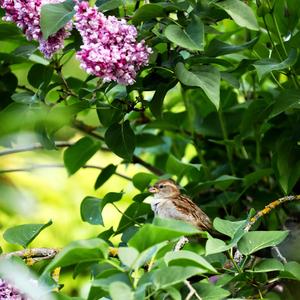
[[148, 179, 212, 231]]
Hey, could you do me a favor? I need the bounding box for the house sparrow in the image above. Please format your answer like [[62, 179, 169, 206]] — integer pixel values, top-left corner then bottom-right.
[[148, 179, 212, 231]]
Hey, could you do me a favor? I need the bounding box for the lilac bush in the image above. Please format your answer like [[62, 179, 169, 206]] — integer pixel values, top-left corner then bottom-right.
[[74, 1, 152, 85], [0, 0, 72, 58]]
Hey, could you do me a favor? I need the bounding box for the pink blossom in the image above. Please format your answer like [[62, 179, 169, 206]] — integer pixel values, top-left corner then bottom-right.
[[0, 278, 27, 300], [0, 0, 72, 58], [74, 1, 152, 85]]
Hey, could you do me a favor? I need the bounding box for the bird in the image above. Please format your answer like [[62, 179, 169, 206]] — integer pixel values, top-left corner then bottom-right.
[[148, 179, 212, 231]]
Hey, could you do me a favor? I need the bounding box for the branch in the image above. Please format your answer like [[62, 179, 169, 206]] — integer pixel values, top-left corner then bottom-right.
[[1, 248, 58, 265], [0, 164, 131, 181], [184, 280, 202, 300], [245, 194, 300, 231], [132, 156, 164, 176], [0, 141, 74, 157]]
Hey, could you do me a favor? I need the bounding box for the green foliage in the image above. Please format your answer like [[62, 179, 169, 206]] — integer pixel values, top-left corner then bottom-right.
[[3, 220, 52, 248], [1, 0, 300, 299]]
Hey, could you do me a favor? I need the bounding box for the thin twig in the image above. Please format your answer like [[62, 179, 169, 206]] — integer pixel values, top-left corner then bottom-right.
[[1, 248, 58, 261], [184, 280, 202, 300], [0, 164, 131, 181], [174, 236, 189, 251], [0, 141, 74, 157], [245, 195, 300, 231], [272, 246, 287, 264]]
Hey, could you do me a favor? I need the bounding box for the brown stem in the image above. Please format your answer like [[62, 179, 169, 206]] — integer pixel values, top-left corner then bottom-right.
[[0, 141, 74, 156], [0, 164, 131, 181], [245, 194, 300, 231], [1, 248, 58, 263]]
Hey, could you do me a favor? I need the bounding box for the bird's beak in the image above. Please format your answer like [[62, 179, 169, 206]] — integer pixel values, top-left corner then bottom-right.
[[148, 186, 158, 193]]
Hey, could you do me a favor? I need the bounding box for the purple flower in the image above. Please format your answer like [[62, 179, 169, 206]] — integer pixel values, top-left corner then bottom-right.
[[74, 1, 152, 85], [0, 0, 72, 58], [0, 278, 27, 300]]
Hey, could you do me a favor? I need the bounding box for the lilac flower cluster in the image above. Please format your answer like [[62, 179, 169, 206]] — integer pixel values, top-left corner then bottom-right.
[[0, 278, 27, 300], [0, 0, 72, 58], [74, 1, 151, 85]]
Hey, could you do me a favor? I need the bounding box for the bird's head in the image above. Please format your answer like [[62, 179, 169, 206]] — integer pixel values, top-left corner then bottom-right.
[[148, 179, 180, 198]]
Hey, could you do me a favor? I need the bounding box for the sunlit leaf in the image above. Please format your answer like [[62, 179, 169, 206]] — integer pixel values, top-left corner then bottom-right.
[[129, 218, 202, 252], [42, 239, 108, 275], [63, 137, 100, 175], [238, 231, 288, 255], [164, 250, 217, 273], [253, 49, 298, 80], [253, 259, 284, 273], [40, 0, 75, 39], [165, 15, 204, 51], [109, 282, 134, 300], [3, 220, 52, 248], [216, 0, 259, 30], [175, 62, 220, 109], [94, 164, 117, 190], [132, 4, 165, 25]]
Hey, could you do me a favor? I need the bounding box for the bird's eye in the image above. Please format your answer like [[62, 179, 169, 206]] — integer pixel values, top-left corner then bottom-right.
[[159, 184, 164, 189]]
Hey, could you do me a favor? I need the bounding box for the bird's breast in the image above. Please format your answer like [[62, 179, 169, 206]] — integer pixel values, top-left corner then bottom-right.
[[151, 197, 190, 221]]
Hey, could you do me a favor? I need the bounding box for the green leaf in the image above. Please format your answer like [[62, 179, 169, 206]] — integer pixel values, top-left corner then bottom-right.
[[213, 175, 241, 190], [253, 49, 298, 80], [270, 89, 300, 118], [94, 164, 117, 190], [27, 64, 53, 89], [42, 238, 108, 275], [166, 154, 201, 179], [80, 193, 122, 226], [116, 202, 150, 234], [238, 231, 289, 255], [206, 37, 259, 57], [205, 238, 229, 255], [11, 92, 38, 105], [194, 282, 231, 300], [52, 292, 83, 300], [213, 218, 247, 239], [280, 261, 300, 280], [3, 220, 52, 248], [63, 137, 100, 175], [153, 266, 205, 289], [40, 0, 75, 39], [105, 121, 136, 161], [109, 282, 133, 300], [243, 168, 273, 188], [215, 0, 259, 31], [164, 250, 217, 273], [80, 197, 102, 225], [149, 81, 177, 118], [163, 287, 181, 300], [274, 137, 300, 194], [136, 133, 164, 148], [132, 172, 157, 192], [132, 4, 166, 25], [253, 259, 284, 273], [175, 62, 220, 109], [129, 218, 201, 252], [96, 0, 122, 12], [97, 100, 124, 127], [164, 15, 204, 51], [118, 247, 140, 269]]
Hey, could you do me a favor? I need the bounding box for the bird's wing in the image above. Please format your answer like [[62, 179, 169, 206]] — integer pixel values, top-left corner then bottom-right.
[[173, 195, 212, 231]]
